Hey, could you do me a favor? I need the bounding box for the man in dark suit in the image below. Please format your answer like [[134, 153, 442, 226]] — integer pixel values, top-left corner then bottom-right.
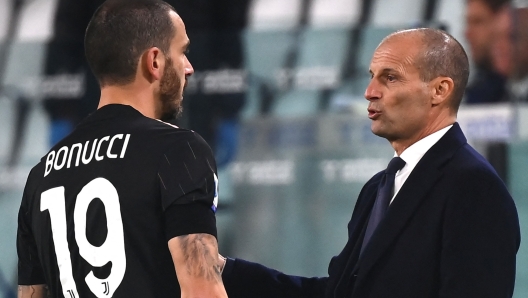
[[219, 28, 520, 298]]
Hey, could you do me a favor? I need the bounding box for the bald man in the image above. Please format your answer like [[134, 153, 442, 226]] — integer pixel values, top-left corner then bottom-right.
[[220, 28, 520, 298]]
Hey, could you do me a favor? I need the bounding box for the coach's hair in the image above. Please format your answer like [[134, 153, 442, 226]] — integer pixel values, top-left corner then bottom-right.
[[85, 0, 176, 86], [385, 28, 470, 113]]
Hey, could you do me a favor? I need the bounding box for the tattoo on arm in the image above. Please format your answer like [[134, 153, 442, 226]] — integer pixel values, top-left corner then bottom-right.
[[178, 234, 222, 282]]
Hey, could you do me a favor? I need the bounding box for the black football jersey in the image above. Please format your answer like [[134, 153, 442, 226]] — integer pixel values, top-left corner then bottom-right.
[[17, 104, 219, 298]]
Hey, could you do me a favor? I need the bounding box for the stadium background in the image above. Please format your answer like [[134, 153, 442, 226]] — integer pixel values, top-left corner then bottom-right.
[[0, 0, 527, 297]]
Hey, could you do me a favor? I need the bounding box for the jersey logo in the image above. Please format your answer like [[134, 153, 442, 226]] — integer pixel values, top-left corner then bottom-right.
[[212, 173, 219, 212], [103, 281, 110, 295], [66, 290, 76, 298]]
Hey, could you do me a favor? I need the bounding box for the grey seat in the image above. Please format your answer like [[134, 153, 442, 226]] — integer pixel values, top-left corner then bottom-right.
[[308, 0, 362, 28], [328, 25, 395, 113], [243, 29, 298, 118], [370, 0, 426, 27], [248, 0, 303, 30], [0, 0, 12, 41], [242, 0, 305, 118], [434, 0, 468, 49], [271, 26, 355, 117]]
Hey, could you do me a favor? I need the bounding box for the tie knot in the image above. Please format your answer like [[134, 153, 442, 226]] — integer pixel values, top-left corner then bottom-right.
[[386, 157, 406, 175]]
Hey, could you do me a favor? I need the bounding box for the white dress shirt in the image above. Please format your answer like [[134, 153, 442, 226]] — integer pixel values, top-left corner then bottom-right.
[[390, 125, 453, 204]]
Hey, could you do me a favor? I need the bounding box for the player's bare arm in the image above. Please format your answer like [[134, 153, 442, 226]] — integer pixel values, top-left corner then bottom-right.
[[169, 233, 228, 298], [18, 285, 48, 298]]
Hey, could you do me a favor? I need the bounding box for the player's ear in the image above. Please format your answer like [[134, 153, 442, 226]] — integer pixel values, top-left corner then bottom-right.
[[142, 47, 164, 82], [430, 76, 454, 106]]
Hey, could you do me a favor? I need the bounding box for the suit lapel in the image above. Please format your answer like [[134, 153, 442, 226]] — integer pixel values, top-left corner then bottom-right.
[[353, 123, 467, 287]]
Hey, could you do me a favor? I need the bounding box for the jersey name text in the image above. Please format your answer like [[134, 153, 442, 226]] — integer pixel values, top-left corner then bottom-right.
[[44, 134, 131, 177]]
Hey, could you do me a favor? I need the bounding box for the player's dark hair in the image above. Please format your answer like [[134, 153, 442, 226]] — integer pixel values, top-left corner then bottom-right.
[[467, 0, 511, 13], [85, 0, 176, 86]]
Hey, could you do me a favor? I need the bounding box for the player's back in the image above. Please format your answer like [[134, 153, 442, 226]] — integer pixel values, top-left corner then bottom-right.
[[18, 104, 218, 297]]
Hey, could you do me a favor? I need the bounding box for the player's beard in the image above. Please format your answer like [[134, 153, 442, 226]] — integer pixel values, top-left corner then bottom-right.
[[159, 56, 184, 121]]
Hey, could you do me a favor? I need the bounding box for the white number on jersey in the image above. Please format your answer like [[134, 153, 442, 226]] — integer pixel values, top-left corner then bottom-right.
[[41, 178, 126, 297]]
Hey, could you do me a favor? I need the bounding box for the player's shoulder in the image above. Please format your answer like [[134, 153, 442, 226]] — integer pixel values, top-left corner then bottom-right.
[[21, 162, 45, 201], [148, 119, 210, 148]]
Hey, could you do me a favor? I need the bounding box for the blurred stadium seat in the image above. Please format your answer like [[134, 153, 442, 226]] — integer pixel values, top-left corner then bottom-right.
[[243, 29, 298, 118], [248, 0, 303, 30], [272, 27, 354, 116], [354, 25, 395, 83], [0, 0, 56, 169], [1, 0, 57, 98], [0, 1, 66, 294], [327, 25, 394, 112], [272, 89, 322, 116], [370, 0, 426, 26], [0, 0, 12, 41], [308, 0, 362, 27], [434, 0, 468, 50], [2, 42, 48, 98], [243, 0, 306, 118], [15, 0, 57, 41]]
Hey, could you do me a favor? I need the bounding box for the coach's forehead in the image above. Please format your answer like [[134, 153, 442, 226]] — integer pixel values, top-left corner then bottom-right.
[[381, 31, 425, 52], [371, 32, 423, 69]]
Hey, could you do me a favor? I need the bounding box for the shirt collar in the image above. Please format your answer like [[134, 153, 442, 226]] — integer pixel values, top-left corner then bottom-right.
[[396, 124, 453, 172]]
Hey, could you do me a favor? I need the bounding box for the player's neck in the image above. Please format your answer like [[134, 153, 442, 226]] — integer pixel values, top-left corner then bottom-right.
[[98, 84, 157, 119]]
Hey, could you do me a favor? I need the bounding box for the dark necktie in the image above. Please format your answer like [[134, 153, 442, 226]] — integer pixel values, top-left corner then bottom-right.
[[360, 157, 406, 255]]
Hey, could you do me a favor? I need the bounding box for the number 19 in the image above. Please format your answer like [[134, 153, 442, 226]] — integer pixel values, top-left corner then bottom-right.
[[41, 178, 126, 297]]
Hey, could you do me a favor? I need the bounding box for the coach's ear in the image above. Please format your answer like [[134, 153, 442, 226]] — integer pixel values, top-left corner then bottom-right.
[[430, 76, 454, 106], [142, 47, 164, 83]]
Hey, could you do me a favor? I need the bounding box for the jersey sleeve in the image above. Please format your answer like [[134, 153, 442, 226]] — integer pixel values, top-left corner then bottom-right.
[[158, 131, 218, 241], [17, 169, 46, 285]]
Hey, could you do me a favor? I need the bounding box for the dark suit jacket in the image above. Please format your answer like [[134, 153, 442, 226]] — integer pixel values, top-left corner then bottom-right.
[[222, 123, 520, 298]]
